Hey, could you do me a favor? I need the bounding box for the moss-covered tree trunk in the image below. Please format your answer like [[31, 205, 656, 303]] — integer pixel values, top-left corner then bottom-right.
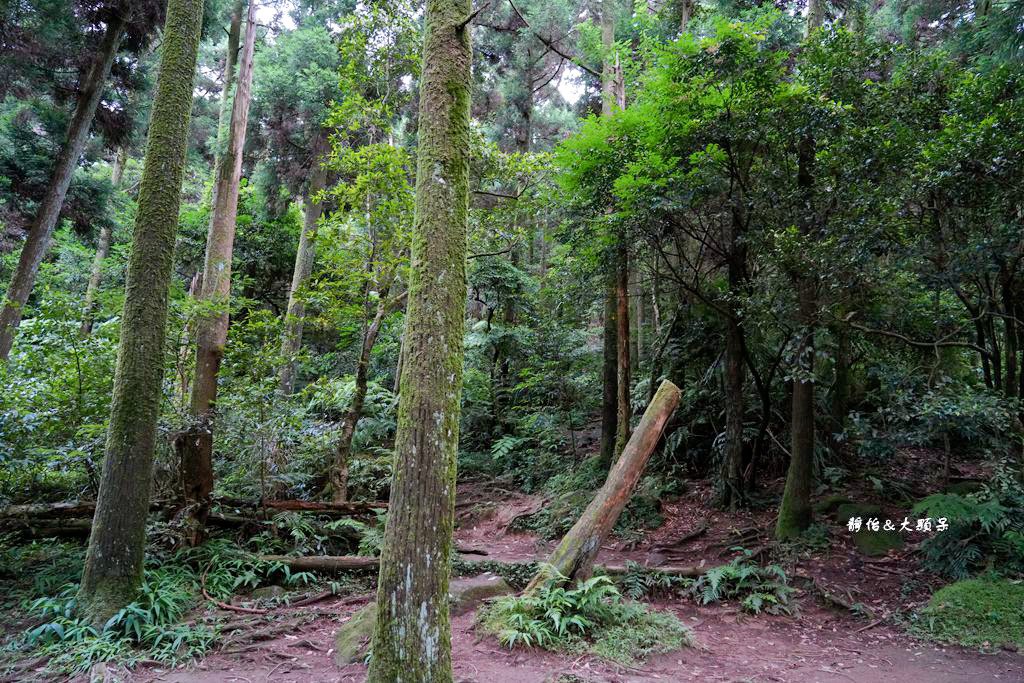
[[178, 0, 256, 543], [81, 146, 127, 336], [77, 0, 204, 625], [278, 129, 330, 395], [0, 12, 127, 360], [365, 0, 471, 679]]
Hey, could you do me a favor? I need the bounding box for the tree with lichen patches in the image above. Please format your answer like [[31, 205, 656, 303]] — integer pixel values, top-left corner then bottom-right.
[[77, 0, 205, 625], [365, 0, 471, 680]]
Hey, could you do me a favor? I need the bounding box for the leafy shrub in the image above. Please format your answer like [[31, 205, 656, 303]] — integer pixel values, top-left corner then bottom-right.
[[690, 555, 795, 615], [911, 577, 1024, 649], [913, 463, 1024, 579], [478, 566, 692, 665]]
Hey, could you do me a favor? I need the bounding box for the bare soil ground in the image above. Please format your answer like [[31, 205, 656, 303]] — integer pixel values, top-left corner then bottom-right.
[[11, 448, 1024, 682]]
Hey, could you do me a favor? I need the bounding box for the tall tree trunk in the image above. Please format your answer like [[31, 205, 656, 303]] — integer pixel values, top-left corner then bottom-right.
[[679, 0, 692, 32], [77, 0, 204, 625], [278, 129, 330, 395], [0, 13, 127, 361], [1002, 280, 1019, 399], [776, 136, 817, 540], [723, 310, 746, 509], [209, 0, 245, 212], [178, 0, 256, 544], [366, 0, 471, 679], [81, 146, 127, 335], [830, 321, 850, 449], [599, 0, 625, 466], [615, 241, 631, 456], [331, 281, 392, 503], [600, 279, 618, 467], [635, 282, 645, 366], [806, 0, 825, 34]]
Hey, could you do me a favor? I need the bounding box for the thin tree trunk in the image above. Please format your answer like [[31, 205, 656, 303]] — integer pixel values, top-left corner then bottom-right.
[[81, 147, 127, 336], [77, 0, 204, 624], [679, 0, 692, 32], [1002, 281, 1018, 399], [366, 0, 471, 678], [599, 0, 624, 466], [723, 310, 746, 509], [600, 278, 618, 467], [635, 282, 645, 366], [830, 322, 850, 449], [0, 13, 127, 360], [178, 0, 257, 544], [278, 129, 330, 395], [331, 281, 392, 503], [777, 275, 816, 539], [209, 0, 245, 213], [615, 241, 631, 456], [524, 380, 681, 593]]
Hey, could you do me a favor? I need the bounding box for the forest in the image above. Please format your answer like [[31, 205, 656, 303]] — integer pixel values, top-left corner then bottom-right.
[[0, 0, 1022, 680]]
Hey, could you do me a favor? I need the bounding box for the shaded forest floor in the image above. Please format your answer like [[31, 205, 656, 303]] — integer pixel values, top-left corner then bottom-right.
[[133, 448, 1021, 682], [6, 447, 1024, 682]]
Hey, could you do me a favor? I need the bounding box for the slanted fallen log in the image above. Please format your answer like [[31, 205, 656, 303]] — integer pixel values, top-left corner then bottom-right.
[[524, 380, 682, 593]]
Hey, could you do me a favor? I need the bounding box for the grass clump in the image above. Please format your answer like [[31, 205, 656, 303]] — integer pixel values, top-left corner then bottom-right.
[[478, 566, 692, 665], [912, 577, 1024, 650]]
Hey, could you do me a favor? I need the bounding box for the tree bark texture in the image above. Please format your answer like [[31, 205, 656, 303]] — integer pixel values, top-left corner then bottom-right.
[[366, 0, 471, 680], [524, 380, 682, 594], [0, 12, 127, 360], [178, 0, 256, 543], [77, 0, 204, 624]]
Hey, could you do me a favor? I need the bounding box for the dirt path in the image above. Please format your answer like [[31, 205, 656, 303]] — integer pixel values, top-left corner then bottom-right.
[[86, 474, 1024, 682], [132, 595, 1022, 683]]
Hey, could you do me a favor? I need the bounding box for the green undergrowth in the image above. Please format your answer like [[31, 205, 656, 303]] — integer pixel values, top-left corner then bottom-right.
[[478, 566, 692, 666], [0, 536, 342, 675], [910, 577, 1024, 650]]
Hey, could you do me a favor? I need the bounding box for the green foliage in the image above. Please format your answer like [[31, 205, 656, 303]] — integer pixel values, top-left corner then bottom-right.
[[617, 561, 693, 600], [913, 464, 1024, 578], [911, 577, 1024, 650], [478, 567, 692, 664], [691, 555, 795, 615]]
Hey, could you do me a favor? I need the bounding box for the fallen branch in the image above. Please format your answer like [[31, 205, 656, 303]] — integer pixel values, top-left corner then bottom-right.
[[201, 570, 268, 615]]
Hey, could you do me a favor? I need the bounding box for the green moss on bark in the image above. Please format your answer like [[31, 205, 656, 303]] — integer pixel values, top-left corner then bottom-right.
[[77, 0, 205, 625], [365, 1, 472, 681]]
